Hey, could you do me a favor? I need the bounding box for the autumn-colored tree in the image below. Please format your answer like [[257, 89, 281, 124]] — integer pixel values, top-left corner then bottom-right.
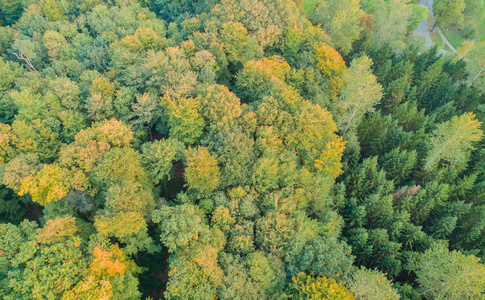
[[184, 146, 220, 197], [312, 42, 346, 97], [289, 273, 355, 300], [18, 163, 71, 205]]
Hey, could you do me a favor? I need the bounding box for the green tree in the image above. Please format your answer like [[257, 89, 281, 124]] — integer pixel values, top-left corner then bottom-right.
[[459, 41, 485, 92], [152, 204, 211, 253], [161, 95, 204, 145], [0, 220, 89, 300], [408, 4, 430, 32], [141, 138, 185, 186], [0, 0, 24, 25], [255, 212, 296, 257], [196, 84, 242, 130], [409, 242, 485, 299], [218, 253, 266, 300], [425, 112, 483, 171], [334, 56, 383, 136], [311, 0, 364, 55], [349, 267, 400, 300], [371, 0, 413, 50], [290, 236, 354, 279], [165, 244, 223, 300], [433, 0, 466, 28]]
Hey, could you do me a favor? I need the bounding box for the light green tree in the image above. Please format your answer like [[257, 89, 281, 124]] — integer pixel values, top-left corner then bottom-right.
[[425, 112, 483, 170], [161, 95, 204, 145], [409, 242, 485, 299], [349, 267, 400, 300], [334, 55, 383, 136], [433, 0, 466, 29]]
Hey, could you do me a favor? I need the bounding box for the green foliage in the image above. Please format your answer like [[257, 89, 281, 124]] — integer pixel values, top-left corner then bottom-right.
[[334, 56, 383, 136], [255, 212, 296, 257], [349, 267, 400, 300], [409, 242, 485, 299], [425, 112, 483, 170], [433, 0, 466, 25], [141, 138, 185, 186], [152, 204, 210, 253], [310, 0, 364, 55], [290, 236, 354, 279], [161, 95, 204, 145], [1, 1, 485, 299]]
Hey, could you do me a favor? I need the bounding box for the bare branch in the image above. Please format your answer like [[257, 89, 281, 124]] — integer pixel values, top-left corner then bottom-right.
[[11, 52, 37, 72]]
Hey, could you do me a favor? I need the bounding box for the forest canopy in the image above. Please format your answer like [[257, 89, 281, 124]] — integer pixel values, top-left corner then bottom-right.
[[1, 0, 485, 299]]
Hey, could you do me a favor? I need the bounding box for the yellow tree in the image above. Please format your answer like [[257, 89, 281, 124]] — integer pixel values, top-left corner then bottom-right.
[[185, 146, 220, 197], [18, 163, 71, 205], [289, 273, 355, 300], [312, 42, 347, 98]]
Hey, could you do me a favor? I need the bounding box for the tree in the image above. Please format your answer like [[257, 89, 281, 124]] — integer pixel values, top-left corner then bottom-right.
[[218, 253, 266, 300], [2, 153, 41, 191], [334, 56, 383, 136], [220, 21, 262, 65], [0, 220, 89, 300], [18, 163, 71, 205], [408, 4, 430, 33], [409, 242, 485, 299], [255, 212, 296, 257], [433, 0, 466, 29], [235, 56, 291, 103], [311, 0, 364, 55], [86, 77, 116, 121], [141, 138, 185, 186], [312, 42, 346, 98], [43, 30, 67, 61], [204, 128, 257, 188], [349, 267, 400, 300], [290, 236, 354, 279], [425, 112, 483, 171], [161, 95, 204, 145], [0, 0, 24, 25], [130, 92, 163, 135], [196, 84, 242, 130], [152, 204, 211, 253], [289, 273, 355, 300], [164, 244, 223, 300], [458, 41, 485, 92], [94, 181, 156, 254], [184, 146, 220, 197], [371, 0, 413, 50]]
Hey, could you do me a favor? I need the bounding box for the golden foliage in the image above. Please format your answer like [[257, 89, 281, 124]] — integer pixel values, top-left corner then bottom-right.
[[36, 216, 78, 245], [18, 163, 71, 205]]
